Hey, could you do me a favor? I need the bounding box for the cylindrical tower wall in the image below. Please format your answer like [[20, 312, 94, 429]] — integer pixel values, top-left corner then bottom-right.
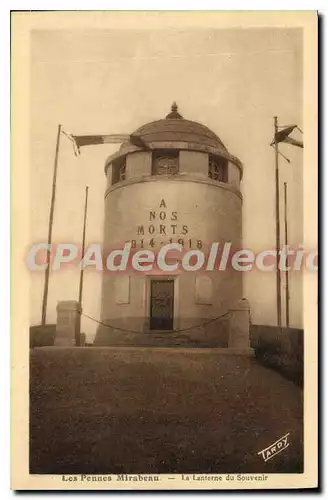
[[96, 175, 242, 346]]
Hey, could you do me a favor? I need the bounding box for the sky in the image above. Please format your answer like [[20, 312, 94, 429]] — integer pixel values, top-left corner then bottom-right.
[[30, 26, 303, 339]]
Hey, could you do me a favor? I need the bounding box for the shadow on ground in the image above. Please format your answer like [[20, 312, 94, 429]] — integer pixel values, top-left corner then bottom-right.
[[30, 347, 303, 474]]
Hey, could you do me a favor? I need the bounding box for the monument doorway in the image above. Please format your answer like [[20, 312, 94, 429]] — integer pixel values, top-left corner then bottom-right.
[[149, 279, 174, 331]]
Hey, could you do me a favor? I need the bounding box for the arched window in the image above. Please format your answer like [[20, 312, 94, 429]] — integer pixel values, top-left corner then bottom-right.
[[152, 150, 179, 176], [112, 158, 126, 185], [208, 155, 228, 183]]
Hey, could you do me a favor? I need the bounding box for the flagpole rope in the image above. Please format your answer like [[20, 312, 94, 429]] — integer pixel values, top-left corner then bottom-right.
[[79, 310, 229, 335], [269, 144, 290, 163]]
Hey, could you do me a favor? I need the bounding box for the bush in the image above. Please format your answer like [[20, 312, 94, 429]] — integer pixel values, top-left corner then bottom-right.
[[251, 325, 303, 387], [30, 324, 56, 348]]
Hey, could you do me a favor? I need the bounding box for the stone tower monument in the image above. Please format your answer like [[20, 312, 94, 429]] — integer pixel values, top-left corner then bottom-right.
[[95, 103, 244, 347]]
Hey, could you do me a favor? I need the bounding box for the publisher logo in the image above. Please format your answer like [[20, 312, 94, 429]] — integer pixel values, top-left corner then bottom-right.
[[258, 433, 290, 462]]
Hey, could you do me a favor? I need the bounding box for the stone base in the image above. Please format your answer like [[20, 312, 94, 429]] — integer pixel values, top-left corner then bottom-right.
[[228, 298, 251, 350], [54, 336, 76, 347], [55, 300, 81, 347]]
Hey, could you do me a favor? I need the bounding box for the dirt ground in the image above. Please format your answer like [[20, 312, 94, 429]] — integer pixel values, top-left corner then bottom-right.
[[30, 347, 303, 474]]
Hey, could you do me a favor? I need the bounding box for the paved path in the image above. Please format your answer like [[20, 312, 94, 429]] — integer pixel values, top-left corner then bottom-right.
[[30, 347, 303, 474]]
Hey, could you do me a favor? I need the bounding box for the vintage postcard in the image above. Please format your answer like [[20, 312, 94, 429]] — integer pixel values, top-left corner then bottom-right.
[[11, 11, 318, 490]]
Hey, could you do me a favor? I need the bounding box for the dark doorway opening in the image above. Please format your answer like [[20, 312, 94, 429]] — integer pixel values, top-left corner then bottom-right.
[[149, 279, 174, 331]]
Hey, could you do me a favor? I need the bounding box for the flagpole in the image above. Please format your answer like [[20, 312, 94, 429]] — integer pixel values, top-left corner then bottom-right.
[[78, 186, 89, 306], [76, 186, 89, 346], [274, 116, 282, 327], [284, 182, 290, 328], [41, 124, 62, 326]]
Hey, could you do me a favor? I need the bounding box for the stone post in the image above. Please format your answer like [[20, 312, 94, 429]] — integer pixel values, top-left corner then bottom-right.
[[55, 301, 81, 347], [228, 298, 253, 355]]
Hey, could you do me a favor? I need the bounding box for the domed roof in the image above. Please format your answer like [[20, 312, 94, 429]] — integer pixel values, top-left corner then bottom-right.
[[123, 102, 229, 155], [105, 103, 242, 176]]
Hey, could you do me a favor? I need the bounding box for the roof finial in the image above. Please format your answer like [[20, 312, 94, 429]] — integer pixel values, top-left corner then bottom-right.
[[165, 101, 183, 119]]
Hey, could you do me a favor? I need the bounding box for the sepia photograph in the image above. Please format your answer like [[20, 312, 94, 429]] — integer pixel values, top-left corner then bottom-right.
[[11, 10, 318, 490]]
